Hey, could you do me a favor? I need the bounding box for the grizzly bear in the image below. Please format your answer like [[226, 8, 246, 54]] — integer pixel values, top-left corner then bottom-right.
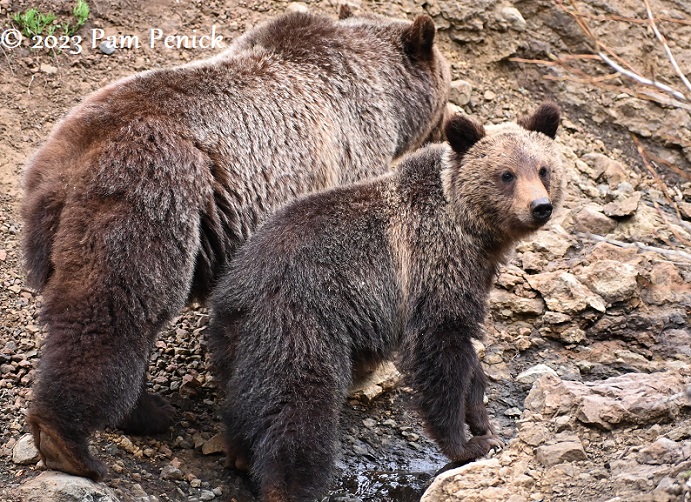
[[208, 103, 564, 502], [21, 10, 450, 480]]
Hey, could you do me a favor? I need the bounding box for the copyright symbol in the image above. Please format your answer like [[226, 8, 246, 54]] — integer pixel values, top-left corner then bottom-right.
[[1, 29, 23, 49]]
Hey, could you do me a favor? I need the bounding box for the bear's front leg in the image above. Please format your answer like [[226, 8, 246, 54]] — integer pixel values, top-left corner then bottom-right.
[[116, 383, 176, 435], [404, 321, 501, 464]]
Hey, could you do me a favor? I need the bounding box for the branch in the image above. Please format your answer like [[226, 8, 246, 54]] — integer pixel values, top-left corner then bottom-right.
[[643, 0, 691, 95], [597, 51, 686, 101], [575, 232, 691, 263]]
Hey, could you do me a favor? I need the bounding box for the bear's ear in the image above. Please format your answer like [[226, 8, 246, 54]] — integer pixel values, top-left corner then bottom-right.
[[518, 102, 561, 139], [338, 4, 353, 20], [445, 114, 486, 156], [402, 15, 436, 60]]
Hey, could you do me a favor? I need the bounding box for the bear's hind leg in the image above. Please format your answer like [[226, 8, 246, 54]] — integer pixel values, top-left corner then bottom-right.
[[225, 349, 350, 502], [28, 199, 201, 479]]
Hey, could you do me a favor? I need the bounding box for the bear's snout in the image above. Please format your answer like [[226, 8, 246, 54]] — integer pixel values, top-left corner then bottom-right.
[[530, 197, 553, 222]]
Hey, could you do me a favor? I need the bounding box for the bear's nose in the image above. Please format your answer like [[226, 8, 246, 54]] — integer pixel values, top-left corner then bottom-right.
[[530, 198, 553, 222]]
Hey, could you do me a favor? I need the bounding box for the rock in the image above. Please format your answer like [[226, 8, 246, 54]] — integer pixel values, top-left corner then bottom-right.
[[442, 0, 522, 60], [362, 418, 377, 428], [550, 326, 587, 344], [160, 464, 184, 480], [499, 6, 527, 31], [581, 153, 630, 187], [577, 394, 628, 429], [285, 2, 309, 14], [607, 98, 691, 155], [638, 438, 683, 465], [40, 63, 58, 75], [201, 433, 224, 455], [449, 79, 472, 106], [179, 374, 202, 396], [200, 489, 216, 501], [12, 433, 39, 465], [518, 422, 552, 446], [490, 289, 545, 318], [613, 203, 690, 245], [516, 364, 558, 385], [578, 260, 638, 304], [680, 201, 691, 220], [589, 242, 641, 265], [610, 459, 672, 491], [542, 311, 571, 324], [98, 41, 116, 55], [17, 471, 119, 501], [641, 262, 686, 306], [527, 271, 606, 314], [603, 192, 641, 217], [421, 458, 502, 501], [535, 440, 587, 466], [516, 228, 573, 260], [525, 372, 685, 429], [562, 205, 617, 235], [349, 361, 401, 402], [472, 338, 486, 359]]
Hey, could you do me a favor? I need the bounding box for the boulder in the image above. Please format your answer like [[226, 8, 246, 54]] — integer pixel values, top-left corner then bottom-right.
[[527, 271, 606, 314], [17, 471, 119, 502], [525, 372, 685, 429], [578, 259, 638, 304]]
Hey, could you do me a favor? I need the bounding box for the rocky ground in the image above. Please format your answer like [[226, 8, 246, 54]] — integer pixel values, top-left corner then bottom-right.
[[1, 0, 690, 501]]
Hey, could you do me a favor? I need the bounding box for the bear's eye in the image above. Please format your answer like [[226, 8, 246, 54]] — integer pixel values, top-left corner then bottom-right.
[[501, 171, 515, 183], [539, 166, 549, 178]]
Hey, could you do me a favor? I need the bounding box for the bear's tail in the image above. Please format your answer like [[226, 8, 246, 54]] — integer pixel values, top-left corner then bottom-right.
[[20, 159, 66, 291]]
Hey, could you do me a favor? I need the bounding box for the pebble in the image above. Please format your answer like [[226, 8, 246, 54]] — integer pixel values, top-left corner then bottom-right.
[[200, 489, 216, 500], [449, 79, 472, 106], [201, 433, 224, 455], [285, 2, 309, 14], [160, 464, 184, 480], [40, 63, 58, 75], [362, 418, 377, 428], [99, 40, 116, 55]]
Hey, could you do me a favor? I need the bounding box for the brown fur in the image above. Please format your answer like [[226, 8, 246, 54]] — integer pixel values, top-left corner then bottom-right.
[[208, 103, 564, 501], [21, 11, 450, 480]]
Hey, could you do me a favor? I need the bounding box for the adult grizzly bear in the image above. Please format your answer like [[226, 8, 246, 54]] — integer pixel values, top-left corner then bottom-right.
[[22, 10, 450, 480], [208, 103, 564, 502]]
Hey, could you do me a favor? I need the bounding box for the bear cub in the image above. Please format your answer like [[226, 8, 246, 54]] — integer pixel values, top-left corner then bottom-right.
[[208, 103, 564, 502]]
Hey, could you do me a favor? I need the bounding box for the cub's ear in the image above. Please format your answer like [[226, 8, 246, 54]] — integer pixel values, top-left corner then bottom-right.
[[518, 102, 561, 139], [402, 15, 436, 60], [338, 4, 353, 20], [445, 114, 486, 156]]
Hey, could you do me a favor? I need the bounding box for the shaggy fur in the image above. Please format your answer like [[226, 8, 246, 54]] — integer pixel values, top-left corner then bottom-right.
[[208, 103, 564, 502], [21, 11, 450, 480]]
